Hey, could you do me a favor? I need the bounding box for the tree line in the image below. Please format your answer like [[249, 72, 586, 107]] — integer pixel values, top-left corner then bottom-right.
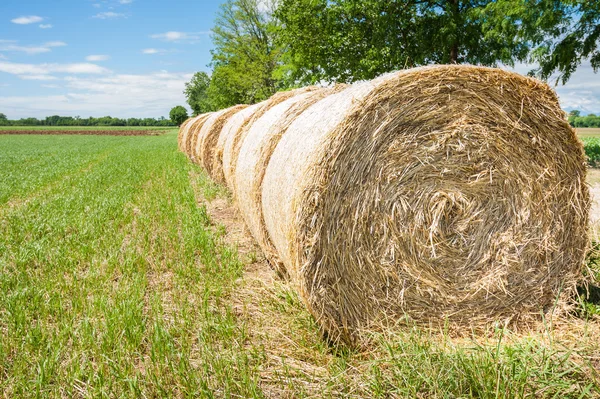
[[184, 0, 600, 116], [569, 111, 600, 128], [0, 113, 176, 127]]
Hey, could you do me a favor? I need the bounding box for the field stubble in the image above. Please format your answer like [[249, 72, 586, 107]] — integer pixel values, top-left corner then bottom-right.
[[0, 131, 598, 397]]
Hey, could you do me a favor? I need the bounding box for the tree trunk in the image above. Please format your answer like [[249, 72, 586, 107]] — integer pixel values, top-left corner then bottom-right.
[[449, 0, 459, 63], [450, 44, 458, 63]]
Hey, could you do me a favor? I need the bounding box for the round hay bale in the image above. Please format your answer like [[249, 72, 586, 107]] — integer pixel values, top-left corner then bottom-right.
[[196, 105, 248, 177], [215, 104, 264, 185], [261, 65, 590, 345], [183, 113, 213, 158], [235, 85, 347, 275], [178, 115, 199, 154], [222, 87, 320, 191], [189, 112, 223, 163], [178, 117, 194, 152]]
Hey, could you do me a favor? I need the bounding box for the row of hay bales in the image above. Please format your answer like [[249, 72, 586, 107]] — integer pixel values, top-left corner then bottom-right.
[[179, 65, 590, 345]]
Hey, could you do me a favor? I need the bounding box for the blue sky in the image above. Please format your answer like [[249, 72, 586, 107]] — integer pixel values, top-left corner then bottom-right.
[[0, 0, 220, 119], [0, 0, 599, 119]]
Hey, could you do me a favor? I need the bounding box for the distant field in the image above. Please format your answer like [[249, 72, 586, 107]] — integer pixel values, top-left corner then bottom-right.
[[0, 125, 171, 136], [577, 128, 600, 138]]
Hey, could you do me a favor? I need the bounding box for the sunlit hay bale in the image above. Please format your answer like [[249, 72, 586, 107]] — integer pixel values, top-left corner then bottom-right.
[[235, 85, 347, 276], [178, 115, 199, 154], [214, 104, 263, 185], [189, 111, 234, 164], [261, 65, 590, 346], [183, 113, 213, 158], [222, 87, 321, 191], [196, 105, 248, 176], [177, 117, 194, 152]]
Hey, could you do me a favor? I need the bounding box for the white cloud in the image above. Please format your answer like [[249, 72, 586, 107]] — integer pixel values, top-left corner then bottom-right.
[[11, 16, 44, 25], [142, 48, 166, 55], [92, 3, 101, 8], [39, 24, 53, 29], [0, 41, 66, 55], [0, 45, 49, 55], [150, 31, 208, 42], [119, 0, 133, 3], [0, 71, 192, 118], [93, 12, 126, 19], [21, 75, 58, 81], [86, 54, 110, 61], [45, 41, 67, 48], [506, 60, 600, 115], [41, 84, 60, 88], [0, 61, 110, 77]]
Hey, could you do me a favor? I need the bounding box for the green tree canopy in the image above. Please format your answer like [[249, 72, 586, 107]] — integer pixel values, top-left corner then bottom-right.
[[276, 0, 539, 84], [169, 106, 189, 126], [184, 72, 213, 116], [208, 0, 287, 108], [532, 0, 600, 83]]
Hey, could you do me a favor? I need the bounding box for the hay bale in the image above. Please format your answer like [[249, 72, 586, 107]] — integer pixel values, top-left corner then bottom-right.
[[235, 85, 347, 275], [222, 87, 320, 191], [178, 115, 198, 154], [214, 104, 264, 184], [183, 113, 213, 158], [189, 112, 226, 163], [177, 117, 194, 152], [260, 65, 590, 344], [196, 105, 248, 177]]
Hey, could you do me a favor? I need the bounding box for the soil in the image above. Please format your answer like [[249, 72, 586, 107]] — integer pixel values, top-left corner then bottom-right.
[[0, 129, 169, 136]]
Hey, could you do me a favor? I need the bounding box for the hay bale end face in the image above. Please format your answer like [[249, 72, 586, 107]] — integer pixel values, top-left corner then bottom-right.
[[179, 65, 590, 346]]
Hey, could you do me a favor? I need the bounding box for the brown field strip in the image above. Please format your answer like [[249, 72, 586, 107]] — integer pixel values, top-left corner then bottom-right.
[[0, 129, 169, 136]]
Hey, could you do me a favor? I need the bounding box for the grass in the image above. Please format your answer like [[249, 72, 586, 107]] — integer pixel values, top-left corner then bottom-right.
[[0, 131, 599, 397], [0, 125, 170, 131]]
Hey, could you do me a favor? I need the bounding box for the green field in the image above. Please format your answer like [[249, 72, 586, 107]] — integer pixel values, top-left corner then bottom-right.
[[0, 125, 170, 131], [0, 131, 599, 398]]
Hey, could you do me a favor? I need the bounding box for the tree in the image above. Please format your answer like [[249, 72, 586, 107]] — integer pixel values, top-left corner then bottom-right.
[[0, 113, 7, 126], [275, 0, 548, 84], [169, 106, 189, 126], [531, 0, 600, 83], [184, 72, 213, 115], [477, 0, 599, 83], [208, 0, 288, 108]]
